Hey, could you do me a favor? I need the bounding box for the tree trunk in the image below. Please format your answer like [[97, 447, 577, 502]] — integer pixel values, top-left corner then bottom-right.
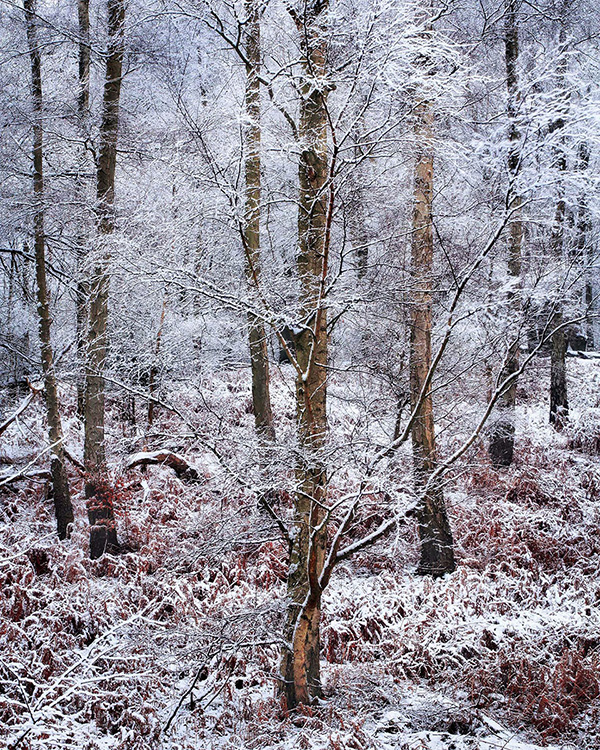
[[84, 0, 125, 559], [24, 0, 74, 540], [489, 0, 522, 468], [75, 0, 91, 419], [409, 78, 455, 578], [549, 20, 569, 430], [348, 117, 369, 280], [147, 291, 167, 428], [576, 141, 593, 349], [243, 0, 275, 441], [279, 0, 330, 708]]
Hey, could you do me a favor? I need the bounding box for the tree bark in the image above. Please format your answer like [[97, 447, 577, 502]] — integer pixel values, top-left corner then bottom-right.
[[348, 117, 369, 280], [24, 0, 74, 540], [409, 72, 455, 577], [279, 0, 330, 708], [575, 141, 593, 349], [84, 0, 125, 559], [549, 20, 569, 430], [243, 0, 275, 441], [75, 0, 91, 419], [489, 0, 522, 468], [147, 291, 167, 428]]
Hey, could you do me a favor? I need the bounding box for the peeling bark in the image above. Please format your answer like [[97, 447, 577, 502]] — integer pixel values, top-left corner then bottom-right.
[[279, 0, 331, 708]]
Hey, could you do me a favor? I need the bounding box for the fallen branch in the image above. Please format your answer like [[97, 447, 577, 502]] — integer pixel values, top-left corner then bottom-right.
[[126, 450, 202, 483], [567, 349, 600, 360], [0, 383, 42, 438], [64, 447, 84, 472], [0, 468, 51, 486]]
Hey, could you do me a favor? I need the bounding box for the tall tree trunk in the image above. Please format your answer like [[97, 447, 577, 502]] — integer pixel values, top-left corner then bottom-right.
[[75, 0, 91, 419], [548, 186, 568, 428], [409, 63, 455, 577], [24, 0, 74, 540], [243, 0, 275, 441], [549, 19, 569, 429], [489, 0, 522, 468], [279, 0, 330, 708], [575, 141, 593, 348], [348, 116, 369, 280], [84, 0, 125, 559]]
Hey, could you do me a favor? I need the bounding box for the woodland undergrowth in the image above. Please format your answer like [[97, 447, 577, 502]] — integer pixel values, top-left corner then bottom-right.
[[1, 361, 599, 749]]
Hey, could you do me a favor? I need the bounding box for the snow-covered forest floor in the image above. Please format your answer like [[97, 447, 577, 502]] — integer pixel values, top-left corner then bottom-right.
[[1, 356, 599, 750]]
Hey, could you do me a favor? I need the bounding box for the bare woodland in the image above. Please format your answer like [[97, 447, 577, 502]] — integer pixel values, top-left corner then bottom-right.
[[0, 0, 599, 748]]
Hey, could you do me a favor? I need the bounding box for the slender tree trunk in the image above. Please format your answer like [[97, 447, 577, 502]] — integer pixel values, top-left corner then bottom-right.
[[84, 0, 125, 559], [549, 20, 569, 429], [75, 0, 91, 419], [243, 0, 275, 441], [575, 141, 593, 348], [549, 186, 568, 428], [348, 117, 369, 280], [409, 75, 455, 577], [489, 0, 522, 468], [24, 0, 74, 540], [147, 291, 167, 428], [279, 0, 330, 708]]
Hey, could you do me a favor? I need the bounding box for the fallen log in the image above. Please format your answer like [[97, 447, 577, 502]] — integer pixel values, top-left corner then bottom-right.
[[126, 450, 202, 483]]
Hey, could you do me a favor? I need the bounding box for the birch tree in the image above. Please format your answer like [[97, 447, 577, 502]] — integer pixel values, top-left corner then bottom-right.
[[279, 0, 332, 708]]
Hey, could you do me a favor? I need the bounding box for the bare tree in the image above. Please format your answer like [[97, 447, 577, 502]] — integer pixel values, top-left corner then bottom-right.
[[279, 0, 332, 708], [24, 0, 74, 540], [243, 0, 275, 441], [488, 0, 522, 468], [548, 12, 570, 429], [75, 0, 91, 419], [408, 28, 455, 577], [84, 0, 126, 559]]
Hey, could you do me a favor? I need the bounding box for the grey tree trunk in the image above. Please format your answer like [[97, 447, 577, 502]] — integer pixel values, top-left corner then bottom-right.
[[243, 0, 275, 441], [489, 0, 522, 468], [24, 0, 74, 540], [575, 141, 593, 348], [84, 0, 125, 559], [75, 0, 91, 419], [549, 20, 570, 429], [147, 291, 167, 428], [409, 82, 455, 578], [348, 117, 369, 280], [279, 0, 330, 708]]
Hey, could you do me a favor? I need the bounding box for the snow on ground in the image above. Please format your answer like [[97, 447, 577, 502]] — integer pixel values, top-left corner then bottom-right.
[[1, 357, 599, 749]]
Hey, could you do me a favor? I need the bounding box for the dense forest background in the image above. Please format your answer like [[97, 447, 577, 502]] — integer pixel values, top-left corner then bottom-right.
[[1, 0, 599, 747]]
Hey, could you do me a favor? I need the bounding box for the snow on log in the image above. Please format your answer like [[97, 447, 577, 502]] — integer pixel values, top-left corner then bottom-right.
[[0, 384, 41, 438], [0, 467, 51, 486], [126, 450, 202, 483]]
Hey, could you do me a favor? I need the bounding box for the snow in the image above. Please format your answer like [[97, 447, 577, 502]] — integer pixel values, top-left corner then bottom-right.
[[1, 355, 600, 750]]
